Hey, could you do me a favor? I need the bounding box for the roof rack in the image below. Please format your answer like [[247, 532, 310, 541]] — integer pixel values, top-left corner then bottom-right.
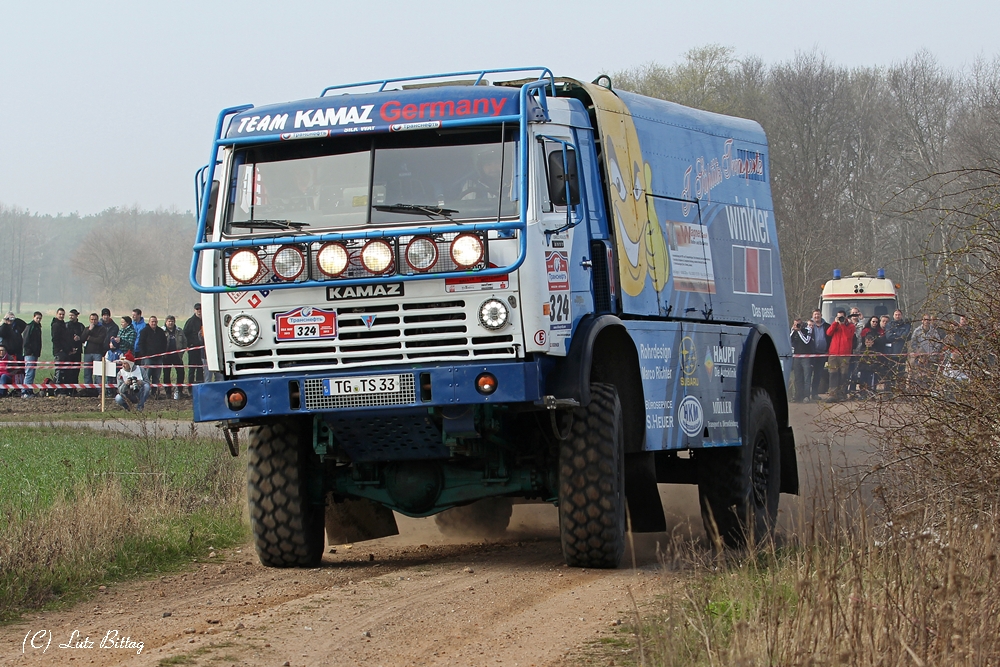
[[320, 67, 556, 97]]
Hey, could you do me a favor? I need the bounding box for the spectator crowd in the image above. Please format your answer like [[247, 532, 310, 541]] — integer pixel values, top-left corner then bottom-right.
[[789, 307, 963, 402], [0, 303, 205, 406]]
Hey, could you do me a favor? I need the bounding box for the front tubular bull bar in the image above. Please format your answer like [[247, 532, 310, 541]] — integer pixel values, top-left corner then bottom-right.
[[189, 74, 554, 294]]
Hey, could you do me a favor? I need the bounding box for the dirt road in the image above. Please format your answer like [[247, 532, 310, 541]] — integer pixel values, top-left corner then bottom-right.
[[1, 402, 867, 667]]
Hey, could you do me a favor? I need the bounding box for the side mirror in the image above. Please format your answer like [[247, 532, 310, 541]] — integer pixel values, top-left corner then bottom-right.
[[204, 181, 220, 236], [547, 146, 580, 207]]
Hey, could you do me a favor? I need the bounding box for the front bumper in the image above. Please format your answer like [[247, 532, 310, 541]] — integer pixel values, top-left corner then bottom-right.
[[192, 360, 545, 422]]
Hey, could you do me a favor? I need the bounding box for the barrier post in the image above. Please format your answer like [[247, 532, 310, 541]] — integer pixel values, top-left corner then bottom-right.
[[101, 357, 106, 413]]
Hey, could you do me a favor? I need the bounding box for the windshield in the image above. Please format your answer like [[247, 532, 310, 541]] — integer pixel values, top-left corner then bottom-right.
[[226, 127, 517, 233]]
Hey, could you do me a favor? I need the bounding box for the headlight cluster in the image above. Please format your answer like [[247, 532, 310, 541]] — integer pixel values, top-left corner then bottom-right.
[[478, 298, 510, 331], [225, 233, 488, 286], [229, 314, 260, 347]]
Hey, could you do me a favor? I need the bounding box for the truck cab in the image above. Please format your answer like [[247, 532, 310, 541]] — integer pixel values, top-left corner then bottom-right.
[[190, 68, 797, 569]]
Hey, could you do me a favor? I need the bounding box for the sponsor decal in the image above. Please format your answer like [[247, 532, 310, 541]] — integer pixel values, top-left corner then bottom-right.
[[248, 294, 262, 309], [734, 245, 773, 296], [361, 314, 377, 330], [235, 113, 290, 134], [705, 345, 739, 379], [712, 346, 737, 364], [680, 139, 767, 216], [327, 283, 404, 301], [665, 221, 716, 294], [679, 336, 699, 386], [712, 399, 734, 415], [379, 97, 508, 122], [679, 395, 704, 437], [725, 197, 771, 244], [227, 291, 247, 304], [281, 130, 331, 141], [545, 251, 570, 291], [390, 121, 441, 132], [293, 105, 375, 130], [444, 273, 508, 293], [639, 343, 671, 360], [275, 307, 337, 341], [751, 303, 776, 319], [533, 330, 547, 346]]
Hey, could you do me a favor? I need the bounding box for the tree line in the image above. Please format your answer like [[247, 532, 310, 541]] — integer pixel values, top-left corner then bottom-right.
[[612, 46, 1000, 318], [0, 205, 196, 315]]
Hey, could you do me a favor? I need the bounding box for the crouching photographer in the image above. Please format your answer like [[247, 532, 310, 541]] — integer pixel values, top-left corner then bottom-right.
[[115, 351, 151, 412]]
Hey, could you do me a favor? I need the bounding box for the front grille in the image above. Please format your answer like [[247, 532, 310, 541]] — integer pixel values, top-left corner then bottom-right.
[[229, 297, 517, 375], [303, 375, 416, 410]]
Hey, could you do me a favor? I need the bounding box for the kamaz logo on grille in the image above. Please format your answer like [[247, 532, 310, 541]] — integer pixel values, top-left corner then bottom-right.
[[327, 283, 404, 301]]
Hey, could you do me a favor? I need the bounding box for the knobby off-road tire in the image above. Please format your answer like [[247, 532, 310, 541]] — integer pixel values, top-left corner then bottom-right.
[[696, 387, 781, 549], [558, 383, 626, 568], [434, 498, 514, 537], [247, 420, 325, 567]]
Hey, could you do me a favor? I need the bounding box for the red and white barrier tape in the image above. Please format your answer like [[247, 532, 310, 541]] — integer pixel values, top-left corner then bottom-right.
[[0, 383, 195, 390]]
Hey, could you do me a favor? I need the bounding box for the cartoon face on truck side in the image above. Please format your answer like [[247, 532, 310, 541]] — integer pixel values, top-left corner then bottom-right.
[[597, 94, 669, 298]]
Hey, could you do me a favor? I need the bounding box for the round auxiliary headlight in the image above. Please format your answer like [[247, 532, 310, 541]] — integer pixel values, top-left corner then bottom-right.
[[229, 314, 260, 347], [406, 237, 438, 272], [478, 298, 509, 331], [272, 245, 304, 280], [317, 243, 349, 277], [361, 240, 394, 274], [451, 233, 484, 269], [229, 249, 261, 284]]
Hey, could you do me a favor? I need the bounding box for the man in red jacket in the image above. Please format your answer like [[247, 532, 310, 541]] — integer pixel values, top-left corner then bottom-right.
[[826, 310, 856, 402]]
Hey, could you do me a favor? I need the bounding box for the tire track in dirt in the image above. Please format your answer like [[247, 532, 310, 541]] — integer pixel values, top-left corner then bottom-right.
[[3, 511, 671, 667]]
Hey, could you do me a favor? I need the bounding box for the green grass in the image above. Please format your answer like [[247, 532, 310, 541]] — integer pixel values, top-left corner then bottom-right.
[[0, 424, 245, 622]]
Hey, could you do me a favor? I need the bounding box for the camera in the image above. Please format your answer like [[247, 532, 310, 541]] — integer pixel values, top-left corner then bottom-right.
[[837, 315, 845, 323]]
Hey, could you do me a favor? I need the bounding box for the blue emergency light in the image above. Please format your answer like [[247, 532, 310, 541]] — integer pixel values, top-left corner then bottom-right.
[[833, 269, 841, 279]]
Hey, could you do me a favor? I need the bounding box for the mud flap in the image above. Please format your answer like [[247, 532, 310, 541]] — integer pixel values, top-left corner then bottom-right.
[[624, 452, 667, 533], [325, 497, 399, 544], [779, 425, 799, 495]]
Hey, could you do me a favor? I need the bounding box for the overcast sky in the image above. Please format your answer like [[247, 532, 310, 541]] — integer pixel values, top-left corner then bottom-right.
[[3, 0, 1000, 216]]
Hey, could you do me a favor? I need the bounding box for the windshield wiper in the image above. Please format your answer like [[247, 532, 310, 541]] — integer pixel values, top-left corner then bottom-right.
[[374, 204, 457, 219], [230, 219, 310, 230]]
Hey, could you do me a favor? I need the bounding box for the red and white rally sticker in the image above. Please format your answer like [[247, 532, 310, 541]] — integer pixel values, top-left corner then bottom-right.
[[275, 307, 337, 341]]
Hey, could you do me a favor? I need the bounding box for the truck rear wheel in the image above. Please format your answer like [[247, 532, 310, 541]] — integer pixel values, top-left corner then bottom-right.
[[434, 498, 513, 537], [247, 419, 325, 567], [697, 387, 780, 549], [558, 383, 626, 568]]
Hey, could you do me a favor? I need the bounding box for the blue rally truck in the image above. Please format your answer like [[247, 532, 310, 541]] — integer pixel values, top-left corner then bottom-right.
[[190, 68, 797, 569]]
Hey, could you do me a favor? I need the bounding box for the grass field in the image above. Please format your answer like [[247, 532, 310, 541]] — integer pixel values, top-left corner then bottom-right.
[[0, 422, 245, 622]]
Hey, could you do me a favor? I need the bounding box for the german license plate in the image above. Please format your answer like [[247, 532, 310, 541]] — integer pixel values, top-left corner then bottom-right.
[[322, 375, 401, 396]]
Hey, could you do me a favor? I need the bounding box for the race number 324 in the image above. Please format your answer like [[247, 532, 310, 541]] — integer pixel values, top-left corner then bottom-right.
[[295, 324, 318, 338], [549, 293, 570, 322]]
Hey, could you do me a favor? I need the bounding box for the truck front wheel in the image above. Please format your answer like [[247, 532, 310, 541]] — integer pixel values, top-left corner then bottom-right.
[[247, 419, 325, 567], [696, 387, 781, 549], [558, 383, 626, 568]]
